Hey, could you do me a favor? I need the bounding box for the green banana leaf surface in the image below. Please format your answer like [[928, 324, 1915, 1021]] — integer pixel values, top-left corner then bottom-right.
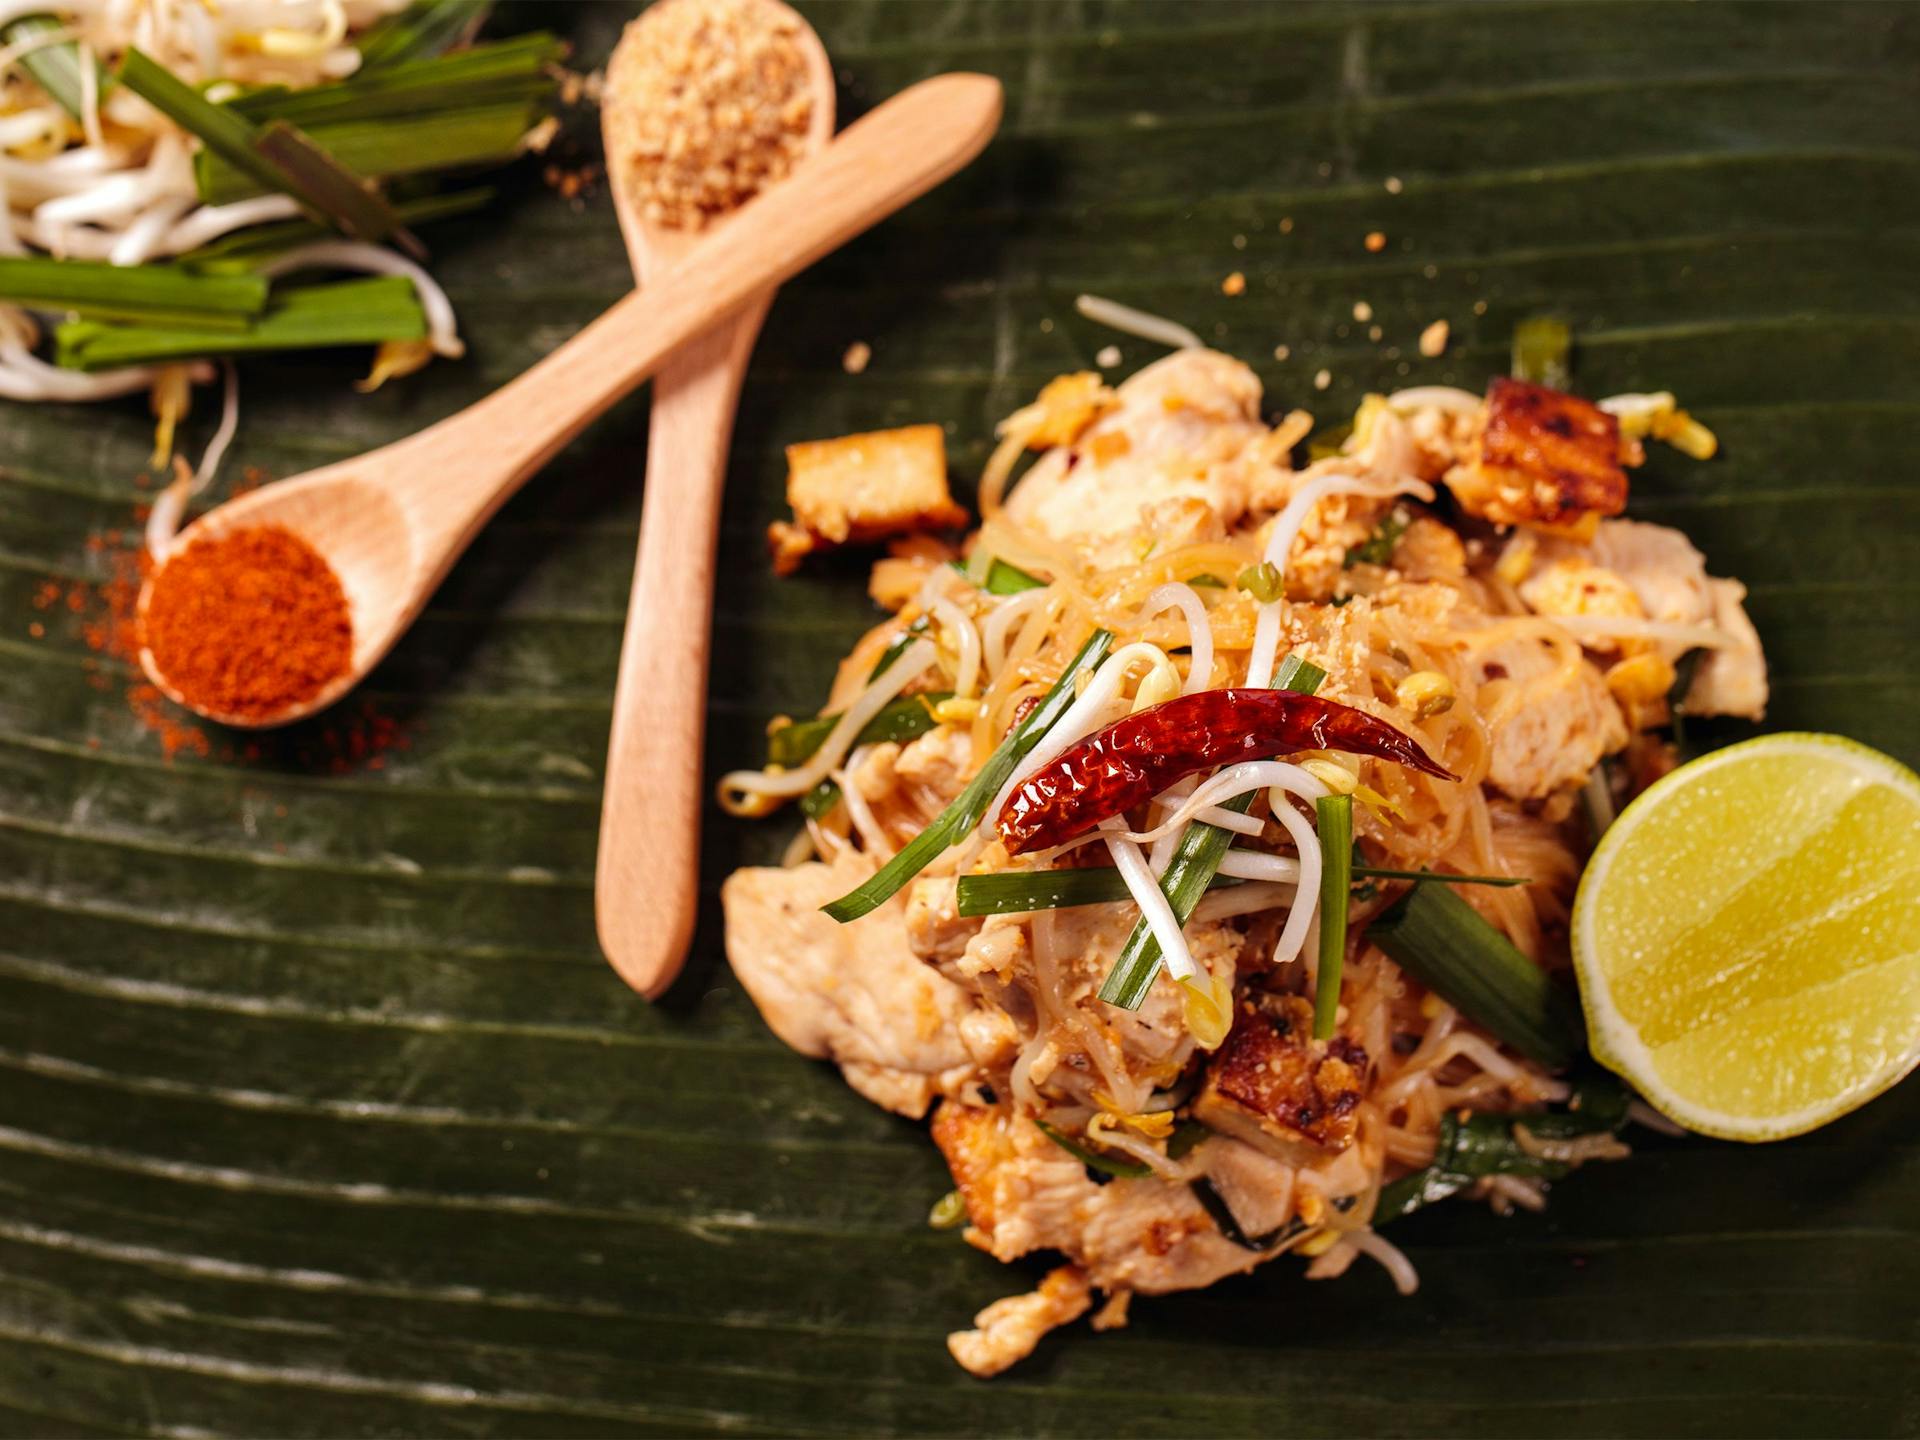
[[1, 2, 1916, 1434]]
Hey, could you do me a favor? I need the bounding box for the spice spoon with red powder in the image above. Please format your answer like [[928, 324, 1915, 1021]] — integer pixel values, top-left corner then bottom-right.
[[136, 63, 1003, 730]]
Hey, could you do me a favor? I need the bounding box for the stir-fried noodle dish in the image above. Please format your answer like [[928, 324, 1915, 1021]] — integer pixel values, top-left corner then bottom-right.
[[722, 336, 1767, 1376]]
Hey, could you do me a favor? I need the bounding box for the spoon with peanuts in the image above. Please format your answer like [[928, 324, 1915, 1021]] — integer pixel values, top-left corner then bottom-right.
[[592, 0, 833, 999], [135, 60, 1002, 733]]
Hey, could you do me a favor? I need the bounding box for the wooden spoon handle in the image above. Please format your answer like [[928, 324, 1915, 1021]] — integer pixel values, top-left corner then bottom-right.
[[595, 300, 769, 997], [390, 73, 1003, 563]]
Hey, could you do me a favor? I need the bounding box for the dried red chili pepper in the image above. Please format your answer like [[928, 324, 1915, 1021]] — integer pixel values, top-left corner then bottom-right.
[[997, 688, 1456, 855]]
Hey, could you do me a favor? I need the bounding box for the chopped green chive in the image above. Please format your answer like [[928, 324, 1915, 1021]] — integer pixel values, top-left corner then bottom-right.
[[765, 691, 951, 770], [1374, 1075, 1629, 1222], [1367, 882, 1585, 1070], [231, 34, 562, 128], [822, 630, 1114, 923], [0, 257, 267, 329], [1312, 794, 1353, 1040], [798, 780, 841, 821], [1034, 1119, 1151, 1180], [1345, 504, 1410, 568], [1511, 314, 1572, 390], [1270, 652, 1327, 695], [55, 275, 426, 371], [1, 14, 108, 121], [956, 863, 1527, 917], [949, 556, 1048, 595], [194, 102, 542, 205], [355, 0, 495, 68], [119, 48, 407, 244]]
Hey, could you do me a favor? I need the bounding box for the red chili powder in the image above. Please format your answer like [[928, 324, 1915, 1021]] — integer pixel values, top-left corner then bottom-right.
[[139, 525, 353, 723]]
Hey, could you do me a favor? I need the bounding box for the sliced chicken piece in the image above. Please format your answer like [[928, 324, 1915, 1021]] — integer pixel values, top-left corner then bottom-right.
[[947, 1265, 1092, 1378], [721, 852, 976, 1118], [1534, 518, 1767, 720], [1466, 623, 1627, 798], [932, 1103, 1262, 1296], [1001, 349, 1270, 569]]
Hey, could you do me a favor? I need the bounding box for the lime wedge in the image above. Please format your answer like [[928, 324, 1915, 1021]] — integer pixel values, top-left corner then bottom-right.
[[1572, 732, 1920, 1141]]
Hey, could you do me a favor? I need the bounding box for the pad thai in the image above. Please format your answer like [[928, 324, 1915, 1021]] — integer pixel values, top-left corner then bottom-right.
[[720, 326, 1766, 1376]]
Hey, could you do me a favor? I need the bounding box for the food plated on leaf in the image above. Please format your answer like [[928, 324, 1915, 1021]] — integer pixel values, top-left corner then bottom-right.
[[720, 322, 1918, 1375]]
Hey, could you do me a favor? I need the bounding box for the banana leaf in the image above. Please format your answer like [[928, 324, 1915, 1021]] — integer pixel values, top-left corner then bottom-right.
[[0, 2, 1914, 1435]]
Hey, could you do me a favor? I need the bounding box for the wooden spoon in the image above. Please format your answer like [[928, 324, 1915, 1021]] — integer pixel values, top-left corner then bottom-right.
[[593, 0, 833, 998], [135, 69, 1004, 733]]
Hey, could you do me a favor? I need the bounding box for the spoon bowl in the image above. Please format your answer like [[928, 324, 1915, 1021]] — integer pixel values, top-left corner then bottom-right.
[[609, 0, 835, 283], [593, 0, 838, 998], [132, 62, 1002, 730]]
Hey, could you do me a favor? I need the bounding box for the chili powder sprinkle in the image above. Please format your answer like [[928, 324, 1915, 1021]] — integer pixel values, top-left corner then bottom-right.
[[139, 525, 352, 722]]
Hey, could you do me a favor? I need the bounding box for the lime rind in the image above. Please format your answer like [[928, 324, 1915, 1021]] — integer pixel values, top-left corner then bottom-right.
[[1571, 732, 1920, 1142]]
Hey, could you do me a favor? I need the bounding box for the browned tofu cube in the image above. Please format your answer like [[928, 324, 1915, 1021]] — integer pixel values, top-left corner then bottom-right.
[[1192, 994, 1365, 1157], [1450, 378, 1629, 535], [767, 423, 969, 574]]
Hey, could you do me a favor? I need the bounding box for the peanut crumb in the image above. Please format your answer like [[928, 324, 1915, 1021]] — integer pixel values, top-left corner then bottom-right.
[[604, 0, 813, 231], [1364, 231, 1387, 253], [1221, 271, 1247, 296], [1384, 175, 1403, 194], [1419, 318, 1449, 357], [1352, 300, 1372, 323], [841, 340, 871, 375], [1272, 343, 1290, 361], [1313, 368, 1332, 391], [1095, 344, 1121, 368]]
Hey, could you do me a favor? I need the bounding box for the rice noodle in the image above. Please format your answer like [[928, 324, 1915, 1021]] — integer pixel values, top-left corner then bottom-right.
[[981, 587, 1048, 676], [1138, 582, 1214, 695], [1245, 471, 1436, 687], [833, 747, 894, 858], [1548, 614, 1737, 649], [927, 594, 982, 700]]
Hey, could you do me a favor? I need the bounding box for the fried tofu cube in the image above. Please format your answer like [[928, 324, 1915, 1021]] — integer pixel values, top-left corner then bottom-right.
[[1449, 378, 1629, 533], [768, 423, 969, 575], [1192, 994, 1366, 1158]]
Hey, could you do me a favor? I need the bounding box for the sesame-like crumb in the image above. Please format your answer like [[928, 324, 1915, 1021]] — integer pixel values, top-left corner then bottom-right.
[[1095, 344, 1122, 368], [841, 340, 871, 374], [1221, 271, 1247, 296], [604, 0, 813, 231], [1313, 368, 1332, 390], [1419, 319, 1449, 357], [1272, 343, 1290, 361], [1279, 216, 1294, 234], [1384, 175, 1403, 195], [1352, 300, 1372, 323], [1367, 324, 1383, 342], [1364, 231, 1387, 253], [1473, 299, 1489, 316]]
